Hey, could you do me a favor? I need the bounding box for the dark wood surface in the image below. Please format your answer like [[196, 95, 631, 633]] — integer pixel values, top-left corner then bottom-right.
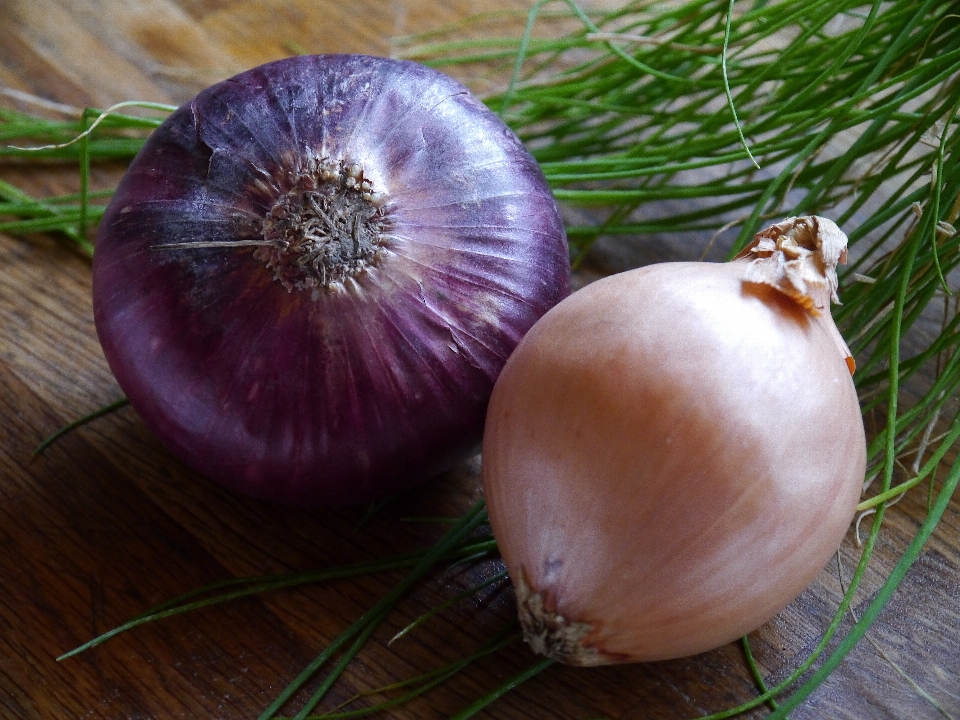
[[2, 1, 959, 718]]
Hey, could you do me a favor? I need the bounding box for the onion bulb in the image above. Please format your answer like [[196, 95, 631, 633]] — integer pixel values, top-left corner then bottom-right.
[[92, 54, 569, 505], [482, 216, 865, 665]]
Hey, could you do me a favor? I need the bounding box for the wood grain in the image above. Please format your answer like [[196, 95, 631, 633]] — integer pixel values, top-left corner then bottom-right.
[[2, 1, 959, 718]]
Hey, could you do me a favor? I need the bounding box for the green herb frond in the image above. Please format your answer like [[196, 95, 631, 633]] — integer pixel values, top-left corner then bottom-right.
[[0, 98, 170, 253]]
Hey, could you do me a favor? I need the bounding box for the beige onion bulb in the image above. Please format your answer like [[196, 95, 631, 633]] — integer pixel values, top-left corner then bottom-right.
[[482, 216, 866, 666]]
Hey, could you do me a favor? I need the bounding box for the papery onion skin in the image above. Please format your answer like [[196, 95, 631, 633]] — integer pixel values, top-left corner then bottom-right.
[[92, 54, 569, 505], [482, 217, 865, 665]]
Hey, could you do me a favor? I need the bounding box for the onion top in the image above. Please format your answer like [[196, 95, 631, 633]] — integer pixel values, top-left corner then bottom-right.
[[93, 54, 570, 505]]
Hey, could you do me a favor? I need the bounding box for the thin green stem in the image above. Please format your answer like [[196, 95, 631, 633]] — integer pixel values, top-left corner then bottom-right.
[[721, 0, 759, 169], [449, 655, 556, 720], [33, 398, 129, 457], [501, 0, 549, 117], [78, 108, 92, 242], [59, 535, 498, 662], [741, 636, 779, 713], [388, 569, 508, 645], [258, 501, 489, 720], [303, 632, 521, 719]]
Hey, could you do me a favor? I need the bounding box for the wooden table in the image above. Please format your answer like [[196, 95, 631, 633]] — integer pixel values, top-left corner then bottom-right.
[[2, 1, 958, 718]]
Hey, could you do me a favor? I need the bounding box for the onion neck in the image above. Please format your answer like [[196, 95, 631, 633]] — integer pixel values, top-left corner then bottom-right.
[[735, 215, 855, 374]]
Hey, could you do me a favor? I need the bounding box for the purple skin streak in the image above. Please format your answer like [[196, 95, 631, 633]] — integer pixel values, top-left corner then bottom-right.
[[92, 54, 569, 505]]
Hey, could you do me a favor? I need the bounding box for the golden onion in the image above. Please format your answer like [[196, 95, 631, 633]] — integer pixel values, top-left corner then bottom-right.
[[482, 216, 866, 665]]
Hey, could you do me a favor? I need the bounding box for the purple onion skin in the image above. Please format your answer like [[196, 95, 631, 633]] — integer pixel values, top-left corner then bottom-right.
[[92, 54, 569, 505]]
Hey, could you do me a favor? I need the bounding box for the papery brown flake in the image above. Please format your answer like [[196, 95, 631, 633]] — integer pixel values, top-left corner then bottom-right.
[[736, 215, 856, 373], [736, 215, 848, 314]]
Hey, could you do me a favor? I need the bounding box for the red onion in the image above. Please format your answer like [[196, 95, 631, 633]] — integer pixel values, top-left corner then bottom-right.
[[92, 54, 569, 505], [482, 216, 865, 665]]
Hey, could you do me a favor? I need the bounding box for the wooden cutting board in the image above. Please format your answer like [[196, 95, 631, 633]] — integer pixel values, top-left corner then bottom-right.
[[2, 1, 958, 718]]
